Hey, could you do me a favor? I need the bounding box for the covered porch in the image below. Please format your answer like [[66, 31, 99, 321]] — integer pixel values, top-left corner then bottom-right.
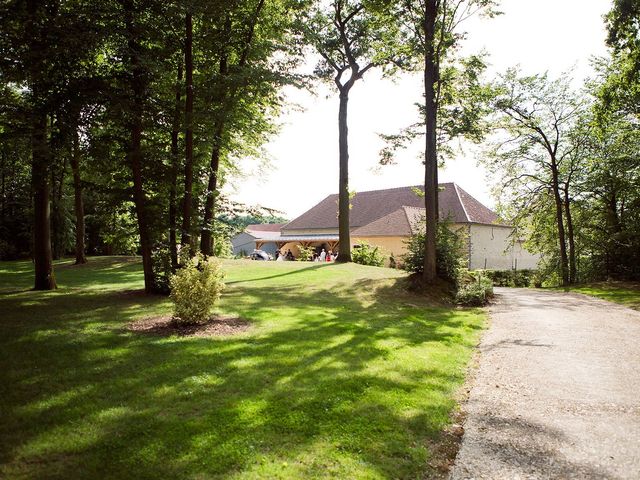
[[255, 235, 340, 260]]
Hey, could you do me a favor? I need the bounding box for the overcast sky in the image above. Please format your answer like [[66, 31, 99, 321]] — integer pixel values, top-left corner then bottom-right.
[[224, 0, 612, 220]]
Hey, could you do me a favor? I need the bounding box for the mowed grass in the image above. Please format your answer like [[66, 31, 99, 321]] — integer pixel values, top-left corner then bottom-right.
[[0, 257, 484, 479], [563, 282, 640, 310]]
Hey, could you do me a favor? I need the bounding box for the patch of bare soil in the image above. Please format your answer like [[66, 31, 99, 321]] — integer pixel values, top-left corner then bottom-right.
[[127, 314, 250, 337]]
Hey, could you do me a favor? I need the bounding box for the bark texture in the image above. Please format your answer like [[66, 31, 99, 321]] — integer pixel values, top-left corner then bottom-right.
[[123, 0, 156, 293], [336, 90, 352, 262], [71, 126, 86, 264], [181, 11, 194, 250], [169, 63, 182, 269], [422, 0, 438, 283]]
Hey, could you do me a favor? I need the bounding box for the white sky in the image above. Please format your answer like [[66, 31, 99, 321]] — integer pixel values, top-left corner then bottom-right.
[[225, 0, 612, 220]]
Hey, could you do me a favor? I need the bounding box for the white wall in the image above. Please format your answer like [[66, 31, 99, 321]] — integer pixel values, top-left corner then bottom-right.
[[231, 233, 257, 256], [469, 224, 540, 270]]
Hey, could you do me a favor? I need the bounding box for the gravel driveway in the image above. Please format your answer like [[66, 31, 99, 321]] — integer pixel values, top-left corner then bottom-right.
[[451, 288, 640, 480]]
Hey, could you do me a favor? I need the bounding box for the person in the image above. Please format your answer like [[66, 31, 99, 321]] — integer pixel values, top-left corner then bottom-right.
[[286, 249, 294, 261], [327, 250, 332, 262], [319, 248, 326, 262]]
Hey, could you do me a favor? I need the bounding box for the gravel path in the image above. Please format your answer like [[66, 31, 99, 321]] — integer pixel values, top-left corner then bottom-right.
[[451, 288, 640, 480]]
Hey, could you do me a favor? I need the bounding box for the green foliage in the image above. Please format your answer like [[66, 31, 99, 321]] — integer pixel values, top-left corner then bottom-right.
[[483, 269, 537, 288], [403, 220, 467, 286], [455, 271, 494, 306], [351, 242, 384, 267], [169, 254, 226, 325], [296, 244, 314, 262]]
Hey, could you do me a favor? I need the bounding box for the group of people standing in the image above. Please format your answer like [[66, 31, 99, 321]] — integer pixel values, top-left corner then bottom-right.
[[274, 247, 336, 262], [275, 249, 295, 261], [313, 248, 335, 262]]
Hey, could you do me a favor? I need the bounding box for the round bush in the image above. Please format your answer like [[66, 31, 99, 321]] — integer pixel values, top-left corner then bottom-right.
[[169, 254, 226, 324]]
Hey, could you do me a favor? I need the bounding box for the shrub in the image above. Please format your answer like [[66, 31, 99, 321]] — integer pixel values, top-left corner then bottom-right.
[[213, 239, 233, 258], [484, 269, 537, 287], [151, 246, 172, 294], [169, 254, 226, 324], [456, 270, 494, 306], [297, 245, 314, 262], [403, 220, 467, 285], [352, 242, 385, 267]]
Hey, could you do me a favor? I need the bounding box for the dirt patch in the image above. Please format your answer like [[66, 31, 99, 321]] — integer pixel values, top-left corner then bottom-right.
[[127, 314, 250, 337]]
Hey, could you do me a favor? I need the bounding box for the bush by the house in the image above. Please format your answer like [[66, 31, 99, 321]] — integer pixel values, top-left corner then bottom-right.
[[297, 245, 314, 262], [484, 269, 537, 287], [402, 220, 467, 285], [352, 242, 385, 267], [169, 254, 225, 324], [456, 270, 494, 306]]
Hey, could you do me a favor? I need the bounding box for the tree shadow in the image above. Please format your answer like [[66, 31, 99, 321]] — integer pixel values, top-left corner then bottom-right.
[[1, 261, 483, 479]]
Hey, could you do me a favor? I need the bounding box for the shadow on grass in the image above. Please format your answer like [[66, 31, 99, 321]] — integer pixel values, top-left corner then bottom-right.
[[0, 262, 482, 479], [225, 263, 331, 285]]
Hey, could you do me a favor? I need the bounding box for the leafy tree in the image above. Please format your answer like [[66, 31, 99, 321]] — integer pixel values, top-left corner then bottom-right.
[[382, 0, 498, 284], [485, 69, 587, 285], [303, 0, 401, 263], [198, 0, 303, 256]]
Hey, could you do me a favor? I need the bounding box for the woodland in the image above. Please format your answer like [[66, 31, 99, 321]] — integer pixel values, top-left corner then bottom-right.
[[1, 0, 639, 291]]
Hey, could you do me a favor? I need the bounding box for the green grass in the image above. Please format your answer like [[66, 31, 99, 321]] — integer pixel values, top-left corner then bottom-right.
[[0, 257, 484, 479], [562, 282, 640, 310]]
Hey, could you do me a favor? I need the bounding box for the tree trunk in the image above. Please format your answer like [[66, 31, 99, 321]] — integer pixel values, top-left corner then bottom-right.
[[200, 48, 228, 257], [181, 11, 194, 250], [169, 63, 182, 270], [31, 110, 57, 290], [336, 89, 352, 263], [27, 0, 56, 290], [124, 0, 156, 293], [563, 184, 576, 283], [550, 161, 569, 286], [51, 147, 66, 261], [1, 147, 5, 227], [422, 0, 438, 283], [71, 126, 86, 264], [200, 134, 222, 256]]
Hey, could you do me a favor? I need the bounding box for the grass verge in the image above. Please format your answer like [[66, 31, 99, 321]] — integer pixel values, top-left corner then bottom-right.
[[562, 281, 640, 310]]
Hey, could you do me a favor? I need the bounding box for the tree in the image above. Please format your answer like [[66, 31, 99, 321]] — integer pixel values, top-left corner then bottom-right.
[[304, 0, 399, 263], [381, 0, 497, 283], [181, 8, 194, 249], [199, 0, 302, 257], [485, 70, 587, 286], [0, 0, 104, 288]]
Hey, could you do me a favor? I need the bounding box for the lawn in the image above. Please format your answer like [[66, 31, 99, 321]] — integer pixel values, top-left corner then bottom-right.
[[0, 257, 484, 479], [563, 282, 640, 310]]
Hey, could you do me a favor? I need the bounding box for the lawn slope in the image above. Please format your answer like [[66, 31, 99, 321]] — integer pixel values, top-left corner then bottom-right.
[[0, 257, 484, 479], [563, 282, 640, 310]]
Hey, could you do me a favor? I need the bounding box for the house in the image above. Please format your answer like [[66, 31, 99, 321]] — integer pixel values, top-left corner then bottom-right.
[[231, 223, 286, 257], [232, 183, 539, 270]]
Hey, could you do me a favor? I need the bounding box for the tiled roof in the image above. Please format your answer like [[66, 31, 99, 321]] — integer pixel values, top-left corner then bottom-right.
[[283, 183, 503, 232], [246, 223, 286, 232], [352, 207, 414, 237]]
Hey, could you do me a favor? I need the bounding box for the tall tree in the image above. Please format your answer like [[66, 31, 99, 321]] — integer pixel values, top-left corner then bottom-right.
[[381, 0, 497, 283], [199, 0, 303, 256], [169, 62, 182, 269], [181, 9, 194, 249], [200, 0, 267, 257], [71, 119, 87, 264], [486, 70, 587, 286], [304, 0, 398, 263]]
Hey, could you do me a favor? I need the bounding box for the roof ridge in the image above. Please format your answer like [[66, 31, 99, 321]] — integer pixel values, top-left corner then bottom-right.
[[346, 183, 456, 196], [452, 183, 471, 222]]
